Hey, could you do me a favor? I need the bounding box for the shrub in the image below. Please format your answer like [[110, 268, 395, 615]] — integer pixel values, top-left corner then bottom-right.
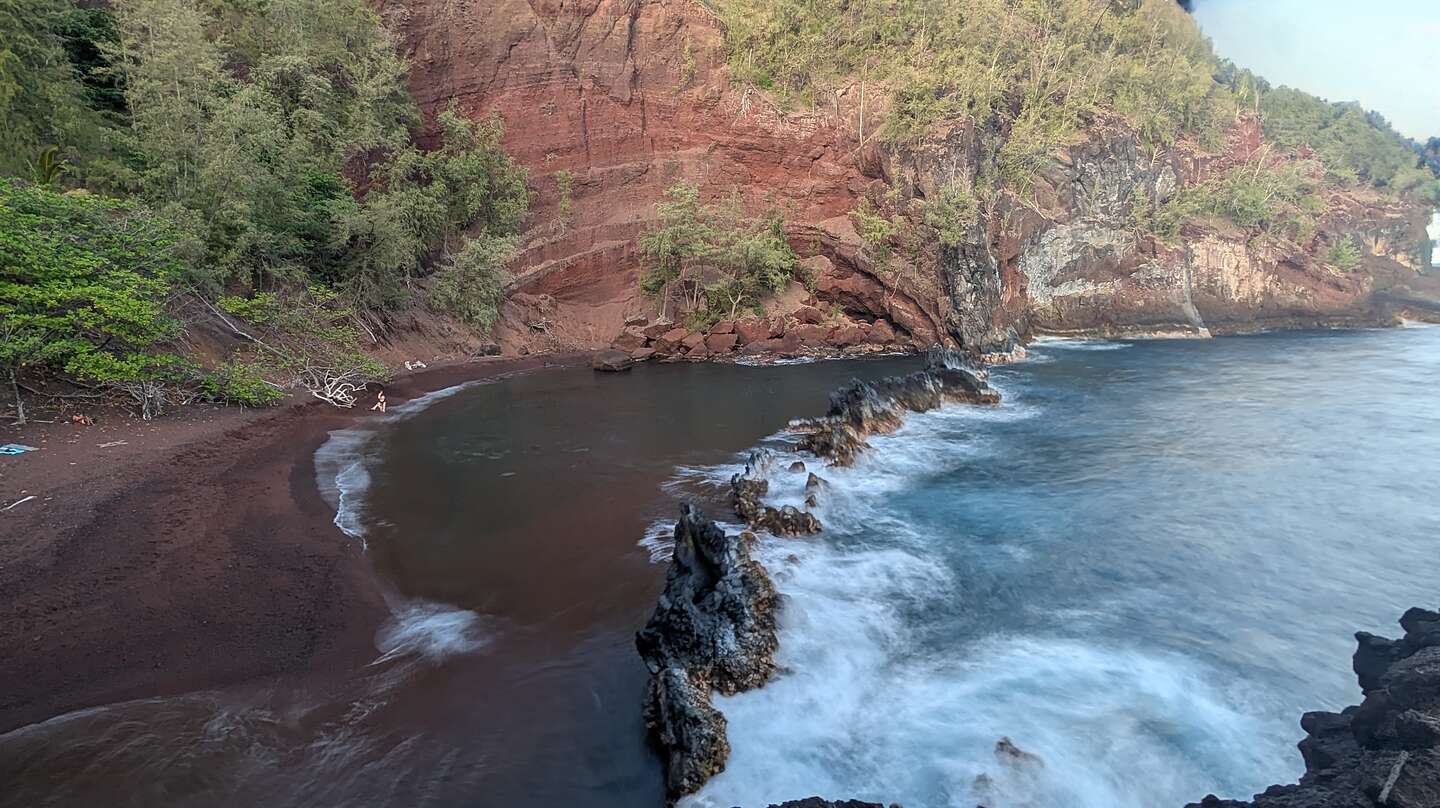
[[1327, 236, 1362, 272], [923, 181, 979, 247], [639, 182, 798, 319], [0, 179, 194, 422], [429, 235, 514, 332]]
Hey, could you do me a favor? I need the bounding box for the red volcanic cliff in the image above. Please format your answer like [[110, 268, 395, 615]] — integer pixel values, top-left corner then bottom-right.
[[382, 0, 1440, 358]]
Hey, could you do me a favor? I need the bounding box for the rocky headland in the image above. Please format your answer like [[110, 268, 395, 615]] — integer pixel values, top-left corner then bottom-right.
[[386, 0, 1440, 362], [1188, 607, 1440, 808]]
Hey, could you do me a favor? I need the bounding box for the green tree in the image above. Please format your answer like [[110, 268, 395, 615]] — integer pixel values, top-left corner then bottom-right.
[[429, 235, 514, 331], [639, 182, 713, 318], [0, 179, 194, 423], [0, 0, 98, 176], [1327, 235, 1362, 272], [638, 182, 797, 321]]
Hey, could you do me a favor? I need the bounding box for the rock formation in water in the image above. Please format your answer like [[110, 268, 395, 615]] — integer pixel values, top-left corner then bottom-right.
[[731, 450, 823, 536], [635, 504, 780, 801], [385, 0, 1439, 358], [766, 795, 887, 800], [1187, 607, 1440, 808], [793, 347, 1000, 465]]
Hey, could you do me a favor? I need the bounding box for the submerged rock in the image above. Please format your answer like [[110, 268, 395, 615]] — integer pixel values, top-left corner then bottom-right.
[[794, 346, 1000, 465], [635, 504, 780, 801], [1186, 606, 1440, 808]]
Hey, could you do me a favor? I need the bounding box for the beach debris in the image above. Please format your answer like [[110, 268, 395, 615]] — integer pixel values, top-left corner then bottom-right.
[[2, 495, 37, 511], [97, 440, 129, 448], [0, 444, 39, 456], [70, 414, 94, 425], [404, 360, 428, 371]]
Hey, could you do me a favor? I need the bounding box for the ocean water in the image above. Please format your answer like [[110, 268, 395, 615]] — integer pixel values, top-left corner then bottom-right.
[[3, 329, 1436, 808], [684, 327, 1440, 808]]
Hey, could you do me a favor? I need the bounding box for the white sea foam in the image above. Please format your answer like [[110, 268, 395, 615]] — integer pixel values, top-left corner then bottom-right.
[[312, 379, 502, 662], [373, 600, 491, 663], [678, 377, 1293, 808], [1029, 335, 1134, 351]]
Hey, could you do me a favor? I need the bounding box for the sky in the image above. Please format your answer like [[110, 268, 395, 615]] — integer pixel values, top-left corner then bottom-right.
[[1189, 0, 1440, 141]]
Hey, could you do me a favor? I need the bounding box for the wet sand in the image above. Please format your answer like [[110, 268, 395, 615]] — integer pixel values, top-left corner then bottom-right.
[[0, 355, 581, 734]]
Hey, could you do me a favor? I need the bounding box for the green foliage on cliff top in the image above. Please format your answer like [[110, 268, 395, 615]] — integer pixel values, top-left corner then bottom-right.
[[718, 0, 1438, 208], [718, 0, 1231, 160], [1143, 156, 1326, 243]]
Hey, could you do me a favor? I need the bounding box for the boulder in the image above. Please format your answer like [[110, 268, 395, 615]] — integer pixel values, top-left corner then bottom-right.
[[681, 332, 706, 351], [793, 305, 826, 324], [644, 321, 676, 339], [612, 328, 647, 352], [705, 332, 739, 354], [868, 319, 897, 345], [830, 323, 867, 347], [734, 317, 770, 346], [712, 319, 735, 335], [687, 342, 711, 360], [742, 338, 784, 356], [591, 350, 634, 372], [631, 347, 657, 362], [791, 323, 830, 347], [624, 313, 649, 327]]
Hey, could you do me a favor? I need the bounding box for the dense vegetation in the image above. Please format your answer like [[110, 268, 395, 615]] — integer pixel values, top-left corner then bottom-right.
[[639, 182, 799, 327], [718, 0, 1232, 184], [715, 0, 1439, 230], [0, 0, 527, 422]]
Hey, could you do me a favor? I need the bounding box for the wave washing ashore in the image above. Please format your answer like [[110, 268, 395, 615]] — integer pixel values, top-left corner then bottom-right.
[[636, 329, 1440, 807]]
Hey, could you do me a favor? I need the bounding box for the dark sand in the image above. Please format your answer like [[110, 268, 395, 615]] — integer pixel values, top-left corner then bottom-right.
[[0, 355, 581, 734]]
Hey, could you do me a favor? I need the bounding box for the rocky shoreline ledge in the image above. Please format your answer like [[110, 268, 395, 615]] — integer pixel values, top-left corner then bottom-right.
[[635, 349, 1000, 802], [1188, 607, 1440, 808]]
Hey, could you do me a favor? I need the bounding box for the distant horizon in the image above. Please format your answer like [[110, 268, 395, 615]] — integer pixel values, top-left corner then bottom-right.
[[1190, 0, 1439, 142]]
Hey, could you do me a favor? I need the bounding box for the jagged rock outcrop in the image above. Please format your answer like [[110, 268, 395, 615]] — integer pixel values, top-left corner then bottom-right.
[[1187, 607, 1440, 808], [794, 347, 1000, 465], [635, 504, 780, 801], [730, 450, 822, 536]]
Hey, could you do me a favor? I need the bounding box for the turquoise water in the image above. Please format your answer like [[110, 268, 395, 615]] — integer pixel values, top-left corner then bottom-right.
[[688, 327, 1440, 807]]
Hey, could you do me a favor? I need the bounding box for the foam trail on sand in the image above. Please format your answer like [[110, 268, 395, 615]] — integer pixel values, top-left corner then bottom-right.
[[313, 379, 497, 663]]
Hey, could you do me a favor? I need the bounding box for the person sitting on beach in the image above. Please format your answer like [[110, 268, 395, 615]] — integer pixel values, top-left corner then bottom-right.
[[371, 390, 386, 413]]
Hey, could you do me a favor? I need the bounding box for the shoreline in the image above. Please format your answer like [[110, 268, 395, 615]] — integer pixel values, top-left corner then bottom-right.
[[0, 354, 582, 735]]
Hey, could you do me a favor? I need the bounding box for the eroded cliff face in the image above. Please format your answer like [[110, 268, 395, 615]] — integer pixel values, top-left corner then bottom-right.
[[385, 0, 1437, 357]]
